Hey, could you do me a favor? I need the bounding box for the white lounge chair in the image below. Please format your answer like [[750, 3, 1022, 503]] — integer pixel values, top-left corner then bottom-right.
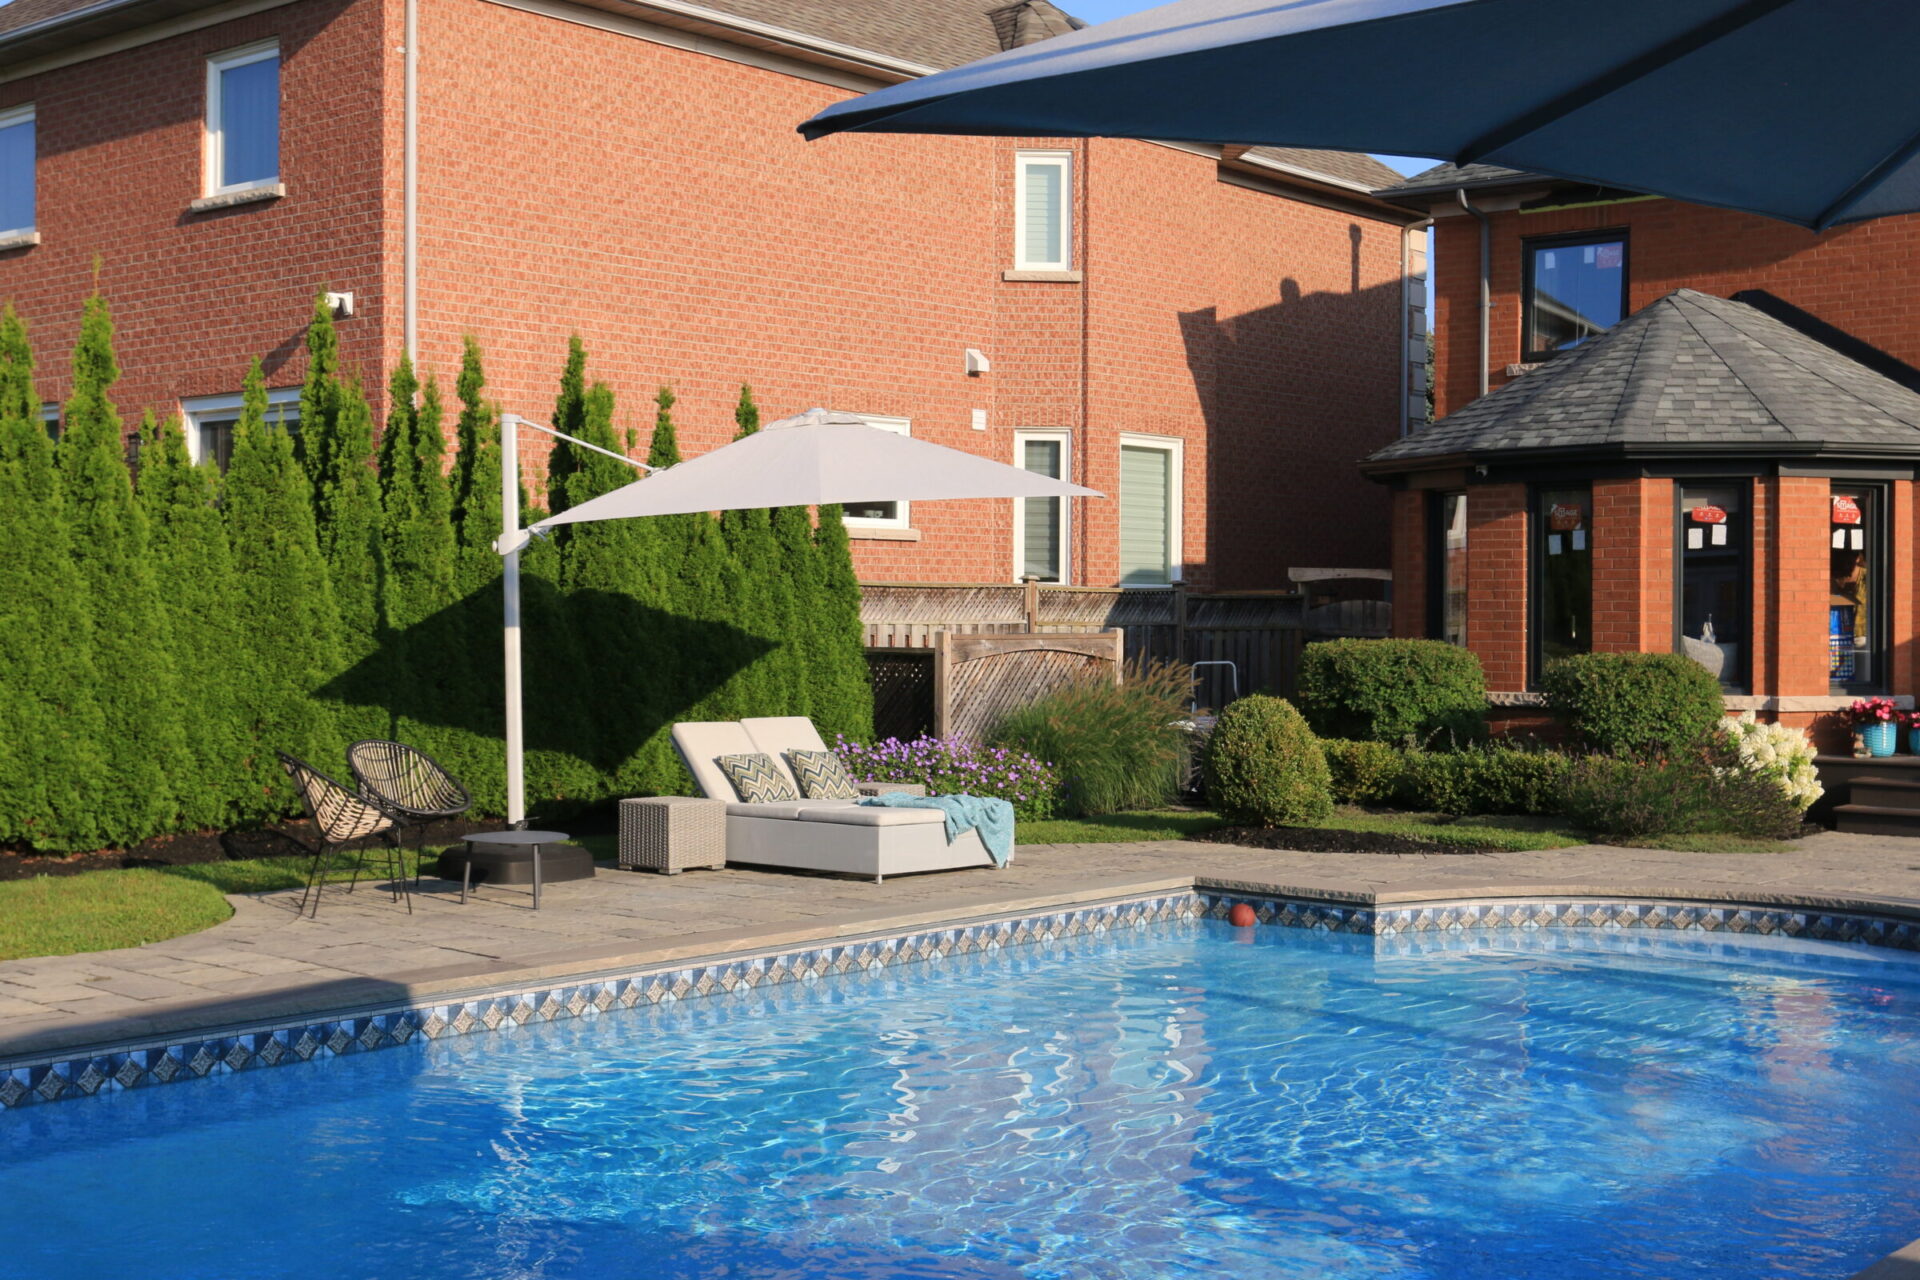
[[670, 717, 999, 883]]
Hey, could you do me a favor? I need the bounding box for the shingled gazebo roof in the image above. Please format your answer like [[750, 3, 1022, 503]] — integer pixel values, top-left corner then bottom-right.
[[1366, 289, 1920, 474]]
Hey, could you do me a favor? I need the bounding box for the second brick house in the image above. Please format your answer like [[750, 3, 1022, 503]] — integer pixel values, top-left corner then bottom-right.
[[0, 0, 1427, 595]]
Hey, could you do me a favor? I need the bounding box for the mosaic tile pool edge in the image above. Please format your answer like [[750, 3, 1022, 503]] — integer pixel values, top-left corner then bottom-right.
[[11, 888, 1920, 1110], [1, 891, 1201, 1110]]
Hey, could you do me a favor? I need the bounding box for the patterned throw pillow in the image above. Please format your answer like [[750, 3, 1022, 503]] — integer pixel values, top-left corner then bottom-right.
[[715, 753, 799, 803], [785, 749, 860, 800]]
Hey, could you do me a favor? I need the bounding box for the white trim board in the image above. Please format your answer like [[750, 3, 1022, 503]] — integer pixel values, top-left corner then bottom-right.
[[0, 0, 299, 85]]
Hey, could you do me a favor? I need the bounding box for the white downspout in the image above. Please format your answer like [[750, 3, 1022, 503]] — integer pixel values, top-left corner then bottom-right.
[[403, 0, 418, 363], [1456, 189, 1490, 399]]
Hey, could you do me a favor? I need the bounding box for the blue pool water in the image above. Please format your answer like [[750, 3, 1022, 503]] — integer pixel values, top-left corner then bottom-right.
[[5, 919, 1919, 1280]]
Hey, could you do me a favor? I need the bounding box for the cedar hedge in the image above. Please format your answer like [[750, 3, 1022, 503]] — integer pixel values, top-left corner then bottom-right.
[[1295, 638, 1487, 746]]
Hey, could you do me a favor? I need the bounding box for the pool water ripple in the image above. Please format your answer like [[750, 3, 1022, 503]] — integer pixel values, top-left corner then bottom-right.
[[4, 919, 1918, 1279]]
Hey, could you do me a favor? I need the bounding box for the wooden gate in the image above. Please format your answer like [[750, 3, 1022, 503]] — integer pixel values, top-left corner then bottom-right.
[[933, 631, 1124, 743]]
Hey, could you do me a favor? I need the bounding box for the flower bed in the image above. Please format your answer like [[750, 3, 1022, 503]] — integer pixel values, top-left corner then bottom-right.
[[834, 735, 1062, 821]]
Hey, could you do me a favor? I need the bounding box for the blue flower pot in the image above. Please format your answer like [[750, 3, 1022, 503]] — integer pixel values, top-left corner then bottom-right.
[[1908, 726, 1920, 755], [1863, 720, 1898, 757]]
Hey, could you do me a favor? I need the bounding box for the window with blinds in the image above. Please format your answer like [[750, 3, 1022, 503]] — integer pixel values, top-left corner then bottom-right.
[[0, 105, 34, 237], [1014, 432, 1069, 582], [1119, 437, 1179, 586], [207, 41, 280, 194], [1015, 152, 1071, 271]]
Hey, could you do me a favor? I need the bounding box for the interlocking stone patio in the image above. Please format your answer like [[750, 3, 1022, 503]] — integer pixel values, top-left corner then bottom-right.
[[5, 831, 1920, 1065]]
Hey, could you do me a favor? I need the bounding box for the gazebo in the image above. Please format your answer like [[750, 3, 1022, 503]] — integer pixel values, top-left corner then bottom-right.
[[1364, 289, 1920, 756]]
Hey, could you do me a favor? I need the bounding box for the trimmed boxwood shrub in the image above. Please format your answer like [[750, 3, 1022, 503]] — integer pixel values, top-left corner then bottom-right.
[[1320, 739, 1407, 806], [1296, 638, 1487, 746], [1398, 744, 1572, 816], [1541, 652, 1724, 756], [1562, 752, 1801, 840], [1204, 696, 1332, 826]]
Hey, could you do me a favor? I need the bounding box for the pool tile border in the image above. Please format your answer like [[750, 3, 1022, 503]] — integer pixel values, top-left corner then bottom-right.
[[1, 890, 1201, 1109], [11, 885, 1920, 1110]]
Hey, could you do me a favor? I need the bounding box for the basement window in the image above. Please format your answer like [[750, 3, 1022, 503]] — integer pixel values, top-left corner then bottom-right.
[[181, 386, 300, 472]]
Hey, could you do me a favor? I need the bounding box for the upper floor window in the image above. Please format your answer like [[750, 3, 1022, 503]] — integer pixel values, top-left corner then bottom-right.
[[841, 415, 912, 531], [1013, 429, 1070, 583], [1118, 433, 1182, 586], [0, 104, 35, 238], [206, 41, 280, 195], [182, 385, 299, 472], [1015, 151, 1071, 271], [1523, 232, 1627, 360]]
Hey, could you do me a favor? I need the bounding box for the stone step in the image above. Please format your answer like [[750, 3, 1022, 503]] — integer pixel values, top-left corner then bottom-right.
[[1833, 804, 1920, 837], [1849, 777, 1920, 811]]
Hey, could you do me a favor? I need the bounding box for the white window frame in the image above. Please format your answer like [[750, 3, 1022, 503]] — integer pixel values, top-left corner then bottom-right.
[[1014, 150, 1073, 272], [840, 413, 912, 530], [181, 385, 300, 465], [1117, 432, 1184, 588], [205, 40, 280, 197], [0, 104, 35, 238], [1012, 428, 1072, 585], [39, 402, 59, 440]]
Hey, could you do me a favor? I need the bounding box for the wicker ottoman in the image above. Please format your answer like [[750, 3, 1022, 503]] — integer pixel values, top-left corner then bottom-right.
[[619, 796, 726, 873]]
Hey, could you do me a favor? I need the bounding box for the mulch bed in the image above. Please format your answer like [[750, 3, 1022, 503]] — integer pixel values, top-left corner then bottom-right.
[[1188, 826, 1494, 856], [0, 815, 502, 883]]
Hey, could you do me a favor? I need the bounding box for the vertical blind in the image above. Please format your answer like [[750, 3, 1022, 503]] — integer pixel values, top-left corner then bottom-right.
[[1021, 160, 1064, 267], [0, 115, 33, 233], [219, 55, 280, 188], [1019, 438, 1063, 581], [1119, 444, 1172, 585]]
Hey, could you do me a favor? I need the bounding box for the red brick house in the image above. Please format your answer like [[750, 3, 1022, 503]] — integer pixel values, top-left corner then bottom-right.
[[1374, 164, 1920, 747], [0, 0, 1426, 593]]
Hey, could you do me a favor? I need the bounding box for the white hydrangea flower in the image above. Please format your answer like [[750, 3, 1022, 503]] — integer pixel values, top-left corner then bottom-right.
[[1718, 712, 1823, 810]]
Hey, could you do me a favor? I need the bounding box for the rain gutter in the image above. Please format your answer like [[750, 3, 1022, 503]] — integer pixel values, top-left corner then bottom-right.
[[1457, 189, 1491, 399]]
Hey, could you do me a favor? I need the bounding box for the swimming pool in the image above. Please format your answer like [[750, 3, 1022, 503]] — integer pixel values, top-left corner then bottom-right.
[[4, 917, 1916, 1279]]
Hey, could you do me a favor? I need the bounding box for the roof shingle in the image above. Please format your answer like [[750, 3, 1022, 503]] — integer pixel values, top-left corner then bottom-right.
[[1367, 289, 1920, 468]]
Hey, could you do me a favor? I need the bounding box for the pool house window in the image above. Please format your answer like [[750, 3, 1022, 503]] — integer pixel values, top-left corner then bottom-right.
[[1523, 232, 1627, 360], [1533, 485, 1591, 677], [1430, 491, 1467, 645], [0, 104, 35, 241], [206, 41, 280, 195], [1676, 483, 1748, 691], [1013, 430, 1070, 583], [1015, 151, 1071, 271], [1829, 484, 1888, 693]]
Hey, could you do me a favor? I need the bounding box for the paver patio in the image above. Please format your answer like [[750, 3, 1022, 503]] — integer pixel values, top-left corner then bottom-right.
[[5, 831, 1920, 1065]]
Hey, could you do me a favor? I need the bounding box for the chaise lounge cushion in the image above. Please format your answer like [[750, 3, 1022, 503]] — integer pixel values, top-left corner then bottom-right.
[[797, 805, 946, 827], [724, 799, 858, 820]]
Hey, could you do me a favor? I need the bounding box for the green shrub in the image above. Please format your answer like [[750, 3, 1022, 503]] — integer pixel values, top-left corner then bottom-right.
[[1398, 744, 1573, 816], [1541, 652, 1724, 756], [990, 660, 1194, 816], [1321, 739, 1408, 805], [1561, 752, 1801, 840], [1296, 638, 1487, 745], [1203, 695, 1332, 826]]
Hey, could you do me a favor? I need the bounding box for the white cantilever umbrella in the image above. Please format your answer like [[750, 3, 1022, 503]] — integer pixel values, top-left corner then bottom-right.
[[494, 408, 1102, 824]]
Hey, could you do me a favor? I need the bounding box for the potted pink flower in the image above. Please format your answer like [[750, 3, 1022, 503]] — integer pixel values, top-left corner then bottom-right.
[[1851, 696, 1900, 757]]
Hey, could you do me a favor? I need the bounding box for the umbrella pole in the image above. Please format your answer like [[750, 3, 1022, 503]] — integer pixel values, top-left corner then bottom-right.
[[502, 411, 526, 829]]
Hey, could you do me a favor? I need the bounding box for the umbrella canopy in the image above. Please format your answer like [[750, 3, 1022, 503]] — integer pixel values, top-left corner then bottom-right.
[[529, 408, 1099, 532], [801, 0, 1920, 230]]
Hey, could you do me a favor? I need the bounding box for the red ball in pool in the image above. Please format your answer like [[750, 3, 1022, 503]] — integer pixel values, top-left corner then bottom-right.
[[1228, 903, 1257, 928]]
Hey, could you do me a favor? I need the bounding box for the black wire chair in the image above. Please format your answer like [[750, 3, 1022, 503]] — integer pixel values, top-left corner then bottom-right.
[[347, 740, 473, 882], [276, 751, 411, 919]]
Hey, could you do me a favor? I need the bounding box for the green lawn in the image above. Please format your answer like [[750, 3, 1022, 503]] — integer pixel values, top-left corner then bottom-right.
[[1613, 832, 1801, 854], [1017, 810, 1229, 844], [1315, 808, 1590, 852]]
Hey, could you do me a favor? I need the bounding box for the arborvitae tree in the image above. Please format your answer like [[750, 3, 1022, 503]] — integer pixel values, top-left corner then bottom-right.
[[812, 502, 876, 743], [451, 335, 501, 598], [224, 359, 345, 803], [0, 308, 110, 850], [299, 298, 382, 663], [718, 385, 798, 718], [55, 294, 186, 844], [380, 371, 456, 630], [297, 292, 342, 497], [545, 335, 588, 521], [137, 410, 253, 830]]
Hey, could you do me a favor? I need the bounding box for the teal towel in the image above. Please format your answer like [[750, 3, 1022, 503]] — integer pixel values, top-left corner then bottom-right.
[[858, 793, 1015, 867]]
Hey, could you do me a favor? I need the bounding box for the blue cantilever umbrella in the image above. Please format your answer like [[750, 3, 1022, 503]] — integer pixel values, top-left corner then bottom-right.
[[802, 0, 1920, 230]]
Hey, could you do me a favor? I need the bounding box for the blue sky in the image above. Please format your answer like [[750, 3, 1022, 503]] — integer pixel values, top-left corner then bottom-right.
[[1062, 0, 1434, 177]]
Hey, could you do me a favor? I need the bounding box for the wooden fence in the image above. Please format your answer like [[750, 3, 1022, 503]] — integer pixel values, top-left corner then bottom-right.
[[860, 582, 1389, 740]]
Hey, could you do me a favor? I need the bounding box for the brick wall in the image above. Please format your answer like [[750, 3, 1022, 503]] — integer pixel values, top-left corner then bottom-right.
[[1432, 198, 1920, 420], [1390, 489, 1426, 638], [0, 0, 1409, 594], [1463, 482, 1527, 691]]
